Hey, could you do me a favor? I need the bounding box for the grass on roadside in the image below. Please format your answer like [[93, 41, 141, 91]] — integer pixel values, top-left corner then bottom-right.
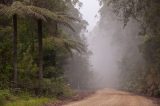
[[5, 97, 53, 106], [0, 89, 57, 106]]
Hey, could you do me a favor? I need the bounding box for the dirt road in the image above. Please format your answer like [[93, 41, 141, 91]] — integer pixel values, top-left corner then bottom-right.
[[64, 89, 160, 106]]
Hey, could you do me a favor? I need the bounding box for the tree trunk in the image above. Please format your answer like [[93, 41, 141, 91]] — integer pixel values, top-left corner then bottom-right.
[[13, 14, 18, 88], [37, 19, 43, 94], [53, 22, 58, 66], [55, 22, 58, 36]]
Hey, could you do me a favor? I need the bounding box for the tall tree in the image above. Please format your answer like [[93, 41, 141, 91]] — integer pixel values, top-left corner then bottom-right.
[[12, 14, 18, 88], [100, 0, 160, 96], [0, 1, 79, 90], [0, 1, 61, 88]]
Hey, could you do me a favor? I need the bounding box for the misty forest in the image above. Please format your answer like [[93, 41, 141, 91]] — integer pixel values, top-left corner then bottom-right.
[[0, 0, 160, 106]]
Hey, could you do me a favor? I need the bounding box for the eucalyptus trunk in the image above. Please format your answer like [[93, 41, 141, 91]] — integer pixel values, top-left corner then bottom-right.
[[13, 14, 18, 88]]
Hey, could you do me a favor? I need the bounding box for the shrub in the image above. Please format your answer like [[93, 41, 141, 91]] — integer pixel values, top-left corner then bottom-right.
[[0, 90, 12, 106], [41, 78, 73, 98]]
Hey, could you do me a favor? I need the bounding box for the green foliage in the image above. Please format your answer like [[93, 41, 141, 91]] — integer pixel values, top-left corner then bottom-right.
[[0, 24, 12, 89], [0, 90, 12, 106], [0, 0, 89, 102], [0, 90, 53, 106], [104, 0, 160, 96], [41, 78, 73, 97], [18, 46, 38, 90], [0, 1, 57, 21], [142, 36, 160, 69], [6, 98, 51, 106]]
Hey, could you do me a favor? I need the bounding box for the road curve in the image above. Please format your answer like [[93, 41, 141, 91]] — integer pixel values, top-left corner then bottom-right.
[[64, 89, 159, 106]]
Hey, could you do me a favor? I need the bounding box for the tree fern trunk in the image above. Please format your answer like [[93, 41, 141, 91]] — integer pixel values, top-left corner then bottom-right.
[[37, 19, 43, 94], [53, 22, 58, 66], [13, 14, 18, 88], [55, 22, 58, 36]]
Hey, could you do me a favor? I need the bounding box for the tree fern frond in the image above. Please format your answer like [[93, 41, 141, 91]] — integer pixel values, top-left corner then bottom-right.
[[56, 12, 81, 22], [27, 5, 57, 21], [0, 1, 80, 28], [56, 20, 75, 32], [60, 14, 81, 22], [0, 1, 58, 21], [44, 36, 85, 54], [57, 37, 85, 53]]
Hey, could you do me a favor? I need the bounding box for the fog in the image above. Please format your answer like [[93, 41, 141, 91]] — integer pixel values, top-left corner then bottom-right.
[[79, 0, 100, 31], [79, 0, 142, 89]]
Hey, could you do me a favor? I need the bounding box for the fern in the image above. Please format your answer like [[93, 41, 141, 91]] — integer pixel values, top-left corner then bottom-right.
[[43, 35, 85, 54], [0, 1, 79, 31]]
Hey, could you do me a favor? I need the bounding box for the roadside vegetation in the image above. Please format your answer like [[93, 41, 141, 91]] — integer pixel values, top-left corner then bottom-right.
[[99, 0, 160, 97], [0, 0, 91, 105]]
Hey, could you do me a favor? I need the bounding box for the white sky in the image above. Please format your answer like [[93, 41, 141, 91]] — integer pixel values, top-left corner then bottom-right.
[[79, 0, 100, 31]]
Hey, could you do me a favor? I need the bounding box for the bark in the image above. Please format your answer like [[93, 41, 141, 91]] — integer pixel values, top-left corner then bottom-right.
[[13, 14, 18, 88], [55, 22, 58, 36], [53, 21, 58, 66], [37, 19, 43, 93]]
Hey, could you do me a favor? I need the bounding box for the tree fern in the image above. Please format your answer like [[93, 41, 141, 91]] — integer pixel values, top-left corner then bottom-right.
[[44, 35, 85, 54], [0, 0, 80, 91], [0, 1, 55, 21]]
